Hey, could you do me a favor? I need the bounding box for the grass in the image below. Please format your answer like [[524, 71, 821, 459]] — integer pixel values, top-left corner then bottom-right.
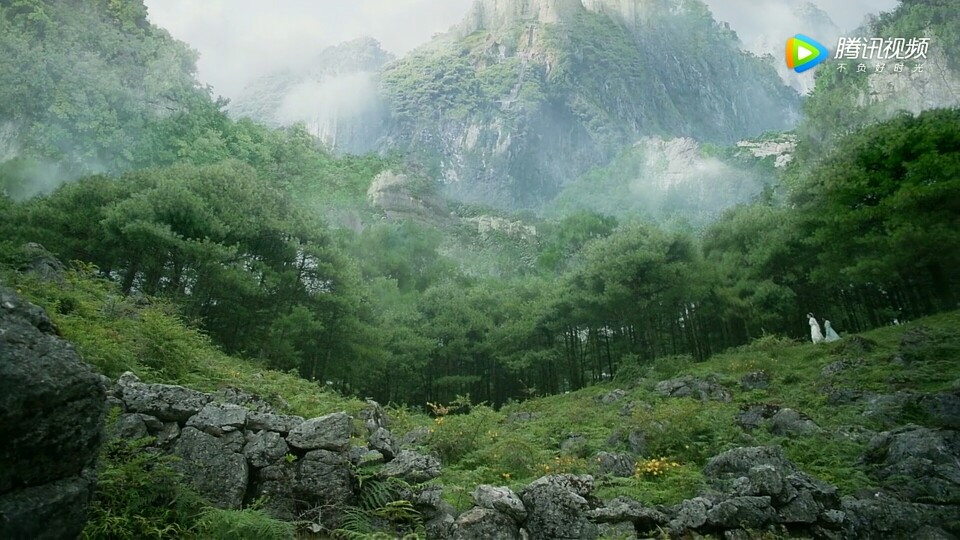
[[4, 257, 958, 520]]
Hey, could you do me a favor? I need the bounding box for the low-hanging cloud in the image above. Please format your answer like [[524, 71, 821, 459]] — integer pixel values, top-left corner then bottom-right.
[[144, 0, 901, 102]]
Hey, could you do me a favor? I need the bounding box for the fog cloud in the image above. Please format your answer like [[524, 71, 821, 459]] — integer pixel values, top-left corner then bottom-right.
[[144, 0, 901, 101]]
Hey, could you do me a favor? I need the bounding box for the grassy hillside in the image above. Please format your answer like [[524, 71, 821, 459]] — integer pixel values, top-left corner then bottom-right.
[[3, 254, 958, 537], [394, 311, 960, 511]]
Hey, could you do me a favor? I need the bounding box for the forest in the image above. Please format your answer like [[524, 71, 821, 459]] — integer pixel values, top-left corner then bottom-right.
[[1, 0, 958, 410]]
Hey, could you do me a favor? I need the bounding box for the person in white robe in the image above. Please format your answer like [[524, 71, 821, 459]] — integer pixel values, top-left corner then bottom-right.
[[824, 320, 841, 342], [808, 313, 824, 343]]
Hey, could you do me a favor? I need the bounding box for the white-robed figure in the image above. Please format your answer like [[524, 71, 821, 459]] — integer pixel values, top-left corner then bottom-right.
[[808, 313, 824, 343], [824, 320, 841, 342]]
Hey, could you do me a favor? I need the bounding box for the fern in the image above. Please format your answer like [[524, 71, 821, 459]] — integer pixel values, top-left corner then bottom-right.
[[333, 471, 425, 540]]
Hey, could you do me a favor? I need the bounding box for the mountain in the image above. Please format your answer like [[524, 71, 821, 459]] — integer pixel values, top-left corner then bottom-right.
[[379, 0, 801, 209], [230, 0, 801, 211], [747, 1, 841, 95], [800, 0, 960, 148], [229, 37, 394, 155]]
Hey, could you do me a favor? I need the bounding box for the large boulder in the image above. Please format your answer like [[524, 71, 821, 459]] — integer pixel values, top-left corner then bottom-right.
[[118, 372, 212, 422], [864, 424, 960, 504], [380, 450, 442, 483], [521, 474, 598, 539], [295, 449, 355, 510], [0, 286, 107, 539], [451, 507, 520, 539], [186, 402, 248, 436], [173, 427, 248, 508], [472, 485, 526, 522], [286, 411, 351, 451]]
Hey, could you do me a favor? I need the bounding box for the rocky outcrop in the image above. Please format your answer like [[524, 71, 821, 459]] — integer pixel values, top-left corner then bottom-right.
[[655, 375, 732, 402], [0, 286, 107, 539], [109, 372, 396, 527]]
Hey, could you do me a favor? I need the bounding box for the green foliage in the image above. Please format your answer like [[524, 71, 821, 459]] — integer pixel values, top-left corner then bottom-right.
[[193, 506, 296, 540], [630, 399, 742, 464], [83, 423, 205, 539], [335, 468, 424, 540]]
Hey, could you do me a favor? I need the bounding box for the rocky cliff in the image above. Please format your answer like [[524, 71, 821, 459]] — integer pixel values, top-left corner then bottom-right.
[[379, 0, 800, 209]]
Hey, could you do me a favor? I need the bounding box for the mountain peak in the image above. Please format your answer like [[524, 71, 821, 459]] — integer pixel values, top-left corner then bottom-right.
[[456, 0, 583, 34]]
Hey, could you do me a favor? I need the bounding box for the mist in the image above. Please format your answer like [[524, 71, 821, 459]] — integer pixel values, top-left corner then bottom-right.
[[145, 0, 901, 102]]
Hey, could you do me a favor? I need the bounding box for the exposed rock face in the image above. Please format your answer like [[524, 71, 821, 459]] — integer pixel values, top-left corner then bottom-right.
[[0, 286, 107, 538], [655, 375, 732, 402], [864, 425, 960, 504], [111, 373, 371, 527], [381, 449, 443, 483], [521, 474, 598, 539], [173, 427, 249, 509], [366, 169, 450, 223], [472, 485, 527, 521]]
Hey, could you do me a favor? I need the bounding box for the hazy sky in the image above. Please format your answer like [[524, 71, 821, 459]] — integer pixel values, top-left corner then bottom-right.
[[144, 0, 900, 100]]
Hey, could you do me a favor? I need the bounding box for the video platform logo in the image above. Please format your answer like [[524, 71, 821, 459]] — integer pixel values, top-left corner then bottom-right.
[[785, 34, 828, 73]]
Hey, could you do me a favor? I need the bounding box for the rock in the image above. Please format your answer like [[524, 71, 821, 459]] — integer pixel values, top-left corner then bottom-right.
[[918, 390, 960, 429], [768, 408, 821, 437], [155, 422, 181, 447], [736, 403, 781, 431], [521, 474, 598, 540], [359, 399, 390, 433], [112, 413, 149, 440], [472, 485, 526, 522], [243, 430, 290, 468], [820, 358, 864, 378], [415, 485, 458, 522], [254, 461, 297, 520], [777, 490, 819, 523], [186, 402, 248, 435], [704, 446, 796, 483], [213, 386, 276, 414], [286, 411, 351, 451], [840, 495, 959, 539], [369, 427, 396, 460], [0, 286, 106, 539], [862, 391, 915, 427], [594, 451, 635, 478], [667, 497, 712, 533], [295, 449, 355, 511], [118, 372, 212, 423], [246, 411, 304, 434], [655, 375, 731, 402], [381, 450, 442, 483], [705, 496, 776, 529], [864, 425, 960, 504], [599, 389, 627, 404], [451, 507, 520, 540], [586, 497, 667, 530], [740, 371, 771, 391], [21, 242, 65, 282], [740, 464, 784, 497], [173, 427, 248, 508], [0, 476, 94, 540]]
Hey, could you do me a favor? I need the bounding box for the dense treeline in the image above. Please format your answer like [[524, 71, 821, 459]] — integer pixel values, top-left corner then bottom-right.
[[1, 0, 958, 408], [3, 109, 958, 407]]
